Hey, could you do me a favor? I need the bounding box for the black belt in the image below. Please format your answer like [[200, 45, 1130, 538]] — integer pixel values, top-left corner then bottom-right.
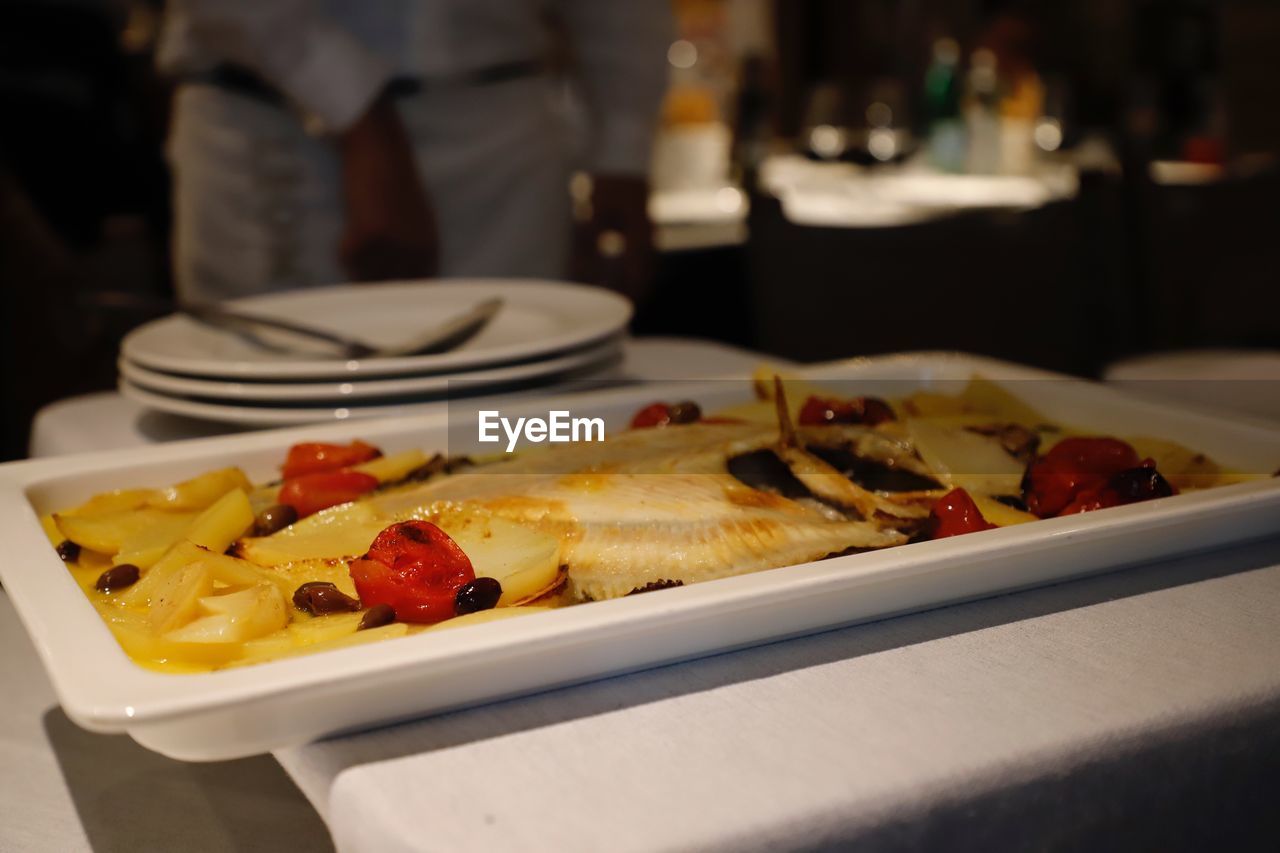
[[187, 60, 545, 107]]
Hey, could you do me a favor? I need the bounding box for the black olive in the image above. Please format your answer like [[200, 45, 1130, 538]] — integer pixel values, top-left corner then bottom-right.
[[55, 540, 82, 563], [253, 504, 298, 536], [1109, 466, 1174, 504], [96, 563, 140, 593], [667, 401, 702, 424], [358, 603, 396, 630], [292, 581, 361, 615], [455, 577, 503, 615]]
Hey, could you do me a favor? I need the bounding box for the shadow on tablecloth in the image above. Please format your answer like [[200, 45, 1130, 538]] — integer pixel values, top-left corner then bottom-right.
[[42, 709, 333, 853]]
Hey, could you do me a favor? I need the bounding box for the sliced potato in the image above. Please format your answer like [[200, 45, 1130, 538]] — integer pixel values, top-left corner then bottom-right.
[[971, 495, 1038, 527], [237, 502, 385, 566], [114, 512, 202, 569], [71, 488, 161, 516], [149, 563, 214, 633], [233, 621, 408, 667], [40, 514, 64, 547], [351, 449, 429, 484], [907, 419, 1026, 497], [1127, 436, 1223, 492], [424, 606, 552, 632], [267, 559, 360, 600], [899, 392, 971, 418], [960, 377, 1048, 425], [288, 611, 365, 645], [184, 488, 254, 553], [437, 513, 562, 606], [107, 617, 243, 670], [148, 467, 252, 511], [118, 541, 209, 606], [165, 584, 288, 644], [54, 508, 190, 555], [196, 549, 296, 600]]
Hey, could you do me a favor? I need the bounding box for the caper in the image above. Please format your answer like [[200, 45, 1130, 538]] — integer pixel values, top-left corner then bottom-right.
[[96, 563, 140, 593], [253, 503, 298, 536], [358, 603, 396, 630], [454, 577, 503, 615], [292, 581, 360, 615]]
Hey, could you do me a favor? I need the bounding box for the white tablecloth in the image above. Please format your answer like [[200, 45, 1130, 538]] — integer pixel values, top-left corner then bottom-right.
[[274, 536, 1280, 852], [11, 337, 1280, 851]]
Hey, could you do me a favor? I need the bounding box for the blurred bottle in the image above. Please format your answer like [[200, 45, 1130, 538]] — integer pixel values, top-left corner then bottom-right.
[[964, 48, 1001, 173], [731, 53, 773, 184], [999, 68, 1044, 174], [924, 38, 965, 172], [800, 82, 849, 161], [1032, 74, 1069, 159]]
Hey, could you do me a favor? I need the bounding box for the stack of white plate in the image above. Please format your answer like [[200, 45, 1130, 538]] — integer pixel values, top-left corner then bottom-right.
[[118, 280, 632, 426]]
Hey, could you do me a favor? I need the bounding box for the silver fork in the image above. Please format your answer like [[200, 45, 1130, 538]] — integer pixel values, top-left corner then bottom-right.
[[181, 297, 504, 359]]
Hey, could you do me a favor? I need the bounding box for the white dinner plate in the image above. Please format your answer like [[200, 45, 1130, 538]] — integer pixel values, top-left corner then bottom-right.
[[117, 337, 625, 404], [117, 340, 624, 425], [121, 279, 632, 380], [1104, 349, 1280, 423], [3, 354, 1278, 761]]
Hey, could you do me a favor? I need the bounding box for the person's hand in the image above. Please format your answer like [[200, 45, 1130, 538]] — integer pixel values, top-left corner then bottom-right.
[[570, 174, 655, 305], [338, 96, 438, 282]]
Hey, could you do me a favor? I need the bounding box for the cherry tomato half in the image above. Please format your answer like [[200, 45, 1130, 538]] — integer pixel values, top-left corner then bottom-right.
[[1022, 437, 1140, 518], [798, 395, 896, 427], [630, 402, 672, 429], [1057, 461, 1177, 516], [282, 440, 382, 480], [349, 521, 476, 623], [278, 470, 379, 518], [926, 488, 997, 539]]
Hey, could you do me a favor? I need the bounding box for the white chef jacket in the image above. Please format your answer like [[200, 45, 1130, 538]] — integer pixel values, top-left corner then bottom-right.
[[157, 0, 672, 175]]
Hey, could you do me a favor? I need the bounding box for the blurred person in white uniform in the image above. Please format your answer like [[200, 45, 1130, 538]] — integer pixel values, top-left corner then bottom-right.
[[157, 0, 671, 303]]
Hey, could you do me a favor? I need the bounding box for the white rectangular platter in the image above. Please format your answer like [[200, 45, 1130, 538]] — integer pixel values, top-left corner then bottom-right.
[[2, 353, 1278, 761]]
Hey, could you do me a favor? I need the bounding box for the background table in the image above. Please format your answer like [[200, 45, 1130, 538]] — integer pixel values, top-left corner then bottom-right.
[[7, 337, 1279, 852]]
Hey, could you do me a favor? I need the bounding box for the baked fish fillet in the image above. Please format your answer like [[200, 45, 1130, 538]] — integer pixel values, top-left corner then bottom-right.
[[370, 422, 906, 601]]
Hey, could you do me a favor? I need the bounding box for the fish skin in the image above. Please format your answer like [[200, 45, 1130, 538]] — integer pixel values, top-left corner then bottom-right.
[[371, 423, 907, 601]]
